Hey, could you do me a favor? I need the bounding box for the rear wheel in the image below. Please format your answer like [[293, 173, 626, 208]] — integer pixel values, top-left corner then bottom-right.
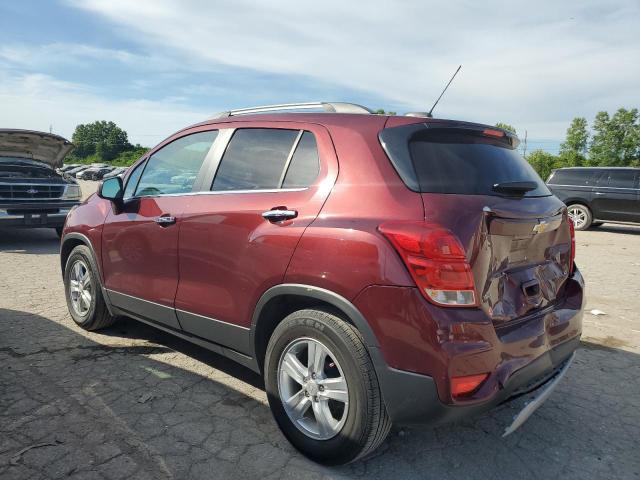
[[64, 245, 116, 331], [264, 309, 391, 465], [567, 204, 592, 230]]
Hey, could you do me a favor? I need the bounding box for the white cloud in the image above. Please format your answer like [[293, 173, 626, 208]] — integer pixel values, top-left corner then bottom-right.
[[3, 1, 638, 145], [0, 72, 211, 145], [64, 0, 640, 139]]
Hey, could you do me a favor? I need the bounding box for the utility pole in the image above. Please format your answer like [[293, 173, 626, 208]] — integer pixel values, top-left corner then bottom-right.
[[523, 130, 528, 158], [49, 124, 52, 134]]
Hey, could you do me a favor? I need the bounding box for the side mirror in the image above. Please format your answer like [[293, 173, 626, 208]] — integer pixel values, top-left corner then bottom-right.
[[98, 176, 124, 208]]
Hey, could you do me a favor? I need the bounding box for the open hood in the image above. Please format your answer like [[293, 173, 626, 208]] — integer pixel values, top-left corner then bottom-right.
[[0, 129, 74, 169]]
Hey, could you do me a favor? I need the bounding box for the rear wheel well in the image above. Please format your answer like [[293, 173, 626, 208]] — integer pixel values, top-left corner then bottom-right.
[[253, 294, 354, 373]]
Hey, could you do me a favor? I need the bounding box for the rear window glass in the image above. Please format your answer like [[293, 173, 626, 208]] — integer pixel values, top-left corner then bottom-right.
[[408, 130, 550, 196], [282, 132, 319, 188]]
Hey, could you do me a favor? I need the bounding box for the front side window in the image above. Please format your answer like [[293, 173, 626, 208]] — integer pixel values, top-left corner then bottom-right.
[[135, 131, 217, 197], [212, 128, 299, 191]]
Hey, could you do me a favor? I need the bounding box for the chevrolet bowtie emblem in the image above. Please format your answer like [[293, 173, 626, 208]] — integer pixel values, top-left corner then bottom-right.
[[532, 222, 548, 234]]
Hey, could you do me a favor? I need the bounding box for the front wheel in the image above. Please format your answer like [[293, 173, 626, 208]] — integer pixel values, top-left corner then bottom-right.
[[567, 204, 593, 230], [64, 245, 116, 331], [264, 309, 391, 465]]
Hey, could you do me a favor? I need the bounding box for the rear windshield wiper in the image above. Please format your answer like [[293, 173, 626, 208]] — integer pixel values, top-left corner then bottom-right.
[[492, 181, 538, 195]]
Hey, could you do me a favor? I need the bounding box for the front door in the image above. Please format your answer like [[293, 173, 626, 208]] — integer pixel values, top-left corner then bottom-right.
[[101, 129, 218, 328], [174, 124, 338, 354]]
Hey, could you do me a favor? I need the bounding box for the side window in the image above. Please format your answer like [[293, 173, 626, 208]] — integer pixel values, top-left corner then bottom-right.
[[570, 170, 597, 186], [212, 129, 299, 191], [607, 170, 636, 189], [282, 132, 319, 188], [123, 161, 144, 198], [136, 131, 217, 197]]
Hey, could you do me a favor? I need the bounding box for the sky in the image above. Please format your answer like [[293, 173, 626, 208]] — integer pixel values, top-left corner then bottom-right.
[[1, 1, 639, 153]]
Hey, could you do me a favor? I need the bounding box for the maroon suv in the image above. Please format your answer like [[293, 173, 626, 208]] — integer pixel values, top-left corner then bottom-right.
[[60, 102, 584, 464]]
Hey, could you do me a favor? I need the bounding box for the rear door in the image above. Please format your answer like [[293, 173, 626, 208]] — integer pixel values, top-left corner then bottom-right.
[[174, 123, 338, 354], [101, 129, 218, 328], [591, 169, 640, 222]]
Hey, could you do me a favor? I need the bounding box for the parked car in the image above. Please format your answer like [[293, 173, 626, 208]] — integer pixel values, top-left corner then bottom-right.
[[75, 164, 108, 179], [547, 167, 640, 230], [0, 129, 82, 237], [60, 102, 584, 464], [103, 166, 127, 179], [58, 164, 80, 173], [77, 165, 110, 180], [65, 165, 92, 177], [91, 167, 117, 180]]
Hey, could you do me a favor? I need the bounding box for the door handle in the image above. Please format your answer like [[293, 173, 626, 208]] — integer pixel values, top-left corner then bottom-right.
[[154, 215, 176, 226], [594, 191, 605, 195], [262, 208, 298, 223]]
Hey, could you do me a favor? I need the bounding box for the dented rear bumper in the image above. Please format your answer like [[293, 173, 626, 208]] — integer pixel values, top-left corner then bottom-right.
[[356, 267, 584, 425]]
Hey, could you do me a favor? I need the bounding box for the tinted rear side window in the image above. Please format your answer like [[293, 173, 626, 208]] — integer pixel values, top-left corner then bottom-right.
[[407, 129, 550, 196], [282, 132, 319, 188], [607, 170, 637, 188], [212, 128, 298, 191], [548, 169, 598, 186]]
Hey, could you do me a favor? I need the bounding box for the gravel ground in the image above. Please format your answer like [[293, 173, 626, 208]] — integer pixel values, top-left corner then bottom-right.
[[1, 188, 639, 479]]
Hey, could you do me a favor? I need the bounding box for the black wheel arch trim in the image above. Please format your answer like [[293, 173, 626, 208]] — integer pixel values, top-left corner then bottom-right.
[[250, 283, 381, 350], [60, 231, 114, 315]]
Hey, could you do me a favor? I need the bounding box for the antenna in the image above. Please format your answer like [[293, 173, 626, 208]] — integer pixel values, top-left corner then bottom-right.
[[427, 64, 462, 117]]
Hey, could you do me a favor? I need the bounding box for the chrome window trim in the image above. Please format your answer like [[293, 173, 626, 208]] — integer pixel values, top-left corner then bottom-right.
[[126, 187, 307, 199], [549, 184, 639, 191], [278, 130, 304, 188]]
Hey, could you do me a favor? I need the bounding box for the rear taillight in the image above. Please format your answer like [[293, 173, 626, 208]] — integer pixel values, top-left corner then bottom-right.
[[568, 218, 576, 275], [378, 222, 477, 307]]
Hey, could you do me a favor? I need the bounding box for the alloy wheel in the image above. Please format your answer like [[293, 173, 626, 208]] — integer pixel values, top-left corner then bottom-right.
[[69, 260, 92, 316], [568, 205, 588, 229], [278, 338, 349, 440]]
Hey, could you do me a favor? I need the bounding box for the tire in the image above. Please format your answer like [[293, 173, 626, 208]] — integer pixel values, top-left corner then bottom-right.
[[264, 309, 391, 465], [567, 203, 592, 230], [63, 245, 116, 331]]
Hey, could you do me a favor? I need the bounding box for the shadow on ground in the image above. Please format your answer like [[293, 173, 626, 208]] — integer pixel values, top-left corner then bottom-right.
[[1, 307, 639, 480], [0, 228, 60, 255]]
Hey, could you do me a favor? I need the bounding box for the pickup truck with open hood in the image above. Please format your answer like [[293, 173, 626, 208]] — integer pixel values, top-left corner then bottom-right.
[[0, 129, 81, 236]]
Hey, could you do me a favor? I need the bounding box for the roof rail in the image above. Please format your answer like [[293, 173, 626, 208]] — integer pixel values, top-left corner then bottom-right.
[[215, 102, 373, 118]]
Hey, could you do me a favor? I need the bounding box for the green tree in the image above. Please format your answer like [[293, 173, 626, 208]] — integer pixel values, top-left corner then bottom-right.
[[495, 122, 516, 134], [375, 109, 397, 115], [588, 108, 640, 166], [559, 117, 589, 167], [71, 121, 132, 162], [526, 149, 558, 181]]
